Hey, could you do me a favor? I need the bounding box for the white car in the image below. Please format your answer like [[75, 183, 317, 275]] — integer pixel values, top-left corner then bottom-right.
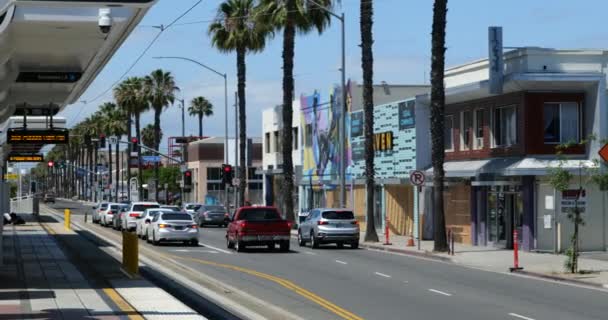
[[92, 202, 109, 224], [122, 202, 160, 231], [136, 208, 175, 239], [100, 203, 123, 227], [182, 203, 203, 215], [147, 212, 199, 246]]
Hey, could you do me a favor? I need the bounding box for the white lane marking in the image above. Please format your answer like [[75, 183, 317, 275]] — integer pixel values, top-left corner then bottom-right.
[[172, 249, 191, 252], [304, 251, 318, 255], [374, 272, 391, 278], [335, 260, 348, 265], [197, 242, 233, 254], [403, 280, 409, 284], [428, 289, 452, 296], [508, 313, 535, 320]]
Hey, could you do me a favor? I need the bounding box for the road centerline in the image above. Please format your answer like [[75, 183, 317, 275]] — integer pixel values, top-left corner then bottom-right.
[[428, 289, 452, 296]]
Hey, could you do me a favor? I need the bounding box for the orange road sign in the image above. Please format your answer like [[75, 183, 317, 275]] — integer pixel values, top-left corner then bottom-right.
[[599, 143, 608, 162]]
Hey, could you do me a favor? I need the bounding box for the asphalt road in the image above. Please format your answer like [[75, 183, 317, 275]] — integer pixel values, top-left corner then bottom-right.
[[45, 199, 608, 320]]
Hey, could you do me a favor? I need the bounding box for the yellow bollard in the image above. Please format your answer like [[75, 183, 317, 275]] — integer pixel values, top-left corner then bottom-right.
[[64, 209, 71, 230], [122, 231, 139, 276]]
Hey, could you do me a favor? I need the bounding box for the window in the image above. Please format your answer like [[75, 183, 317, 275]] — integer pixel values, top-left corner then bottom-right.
[[265, 132, 271, 153], [445, 115, 454, 151], [321, 211, 355, 220], [274, 131, 280, 153], [207, 167, 221, 181], [474, 109, 484, 149], [292, 127, 299, 150], [460, 111, 472, 150], [543, 102, 580, 144], [132, 204, 159, 212], [305, 124, 313, 147], [160, 213, 192, 221], [237, 208, 281, 221], [493, 106, 517, 147]]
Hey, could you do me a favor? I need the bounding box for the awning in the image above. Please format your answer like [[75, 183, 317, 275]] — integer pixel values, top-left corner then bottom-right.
[[425, 160, 491, 178], [503, 158, 598, 176]]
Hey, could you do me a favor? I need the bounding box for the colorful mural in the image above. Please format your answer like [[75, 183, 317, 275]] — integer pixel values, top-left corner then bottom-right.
[[301, 84, 352, 185]]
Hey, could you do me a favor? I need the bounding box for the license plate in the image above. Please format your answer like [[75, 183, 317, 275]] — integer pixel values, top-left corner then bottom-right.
[[174, 226, 184, 230]]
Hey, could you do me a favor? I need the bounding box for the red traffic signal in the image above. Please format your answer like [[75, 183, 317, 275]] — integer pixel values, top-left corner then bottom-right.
[[224, 165, 232, 173], [185, 171, 192, 177], [47, 161, 54, 168], [221, 164, 233, 184], [183, 170, 193, 187], [131, 137, 138, 144]]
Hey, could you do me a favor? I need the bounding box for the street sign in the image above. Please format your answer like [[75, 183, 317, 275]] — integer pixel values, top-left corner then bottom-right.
[[410, 170, 426, 187], [232, 178, 241, 187], [109, 136, 118, 144], [180, 164, 187, 173], [599, 143, 608, 162], [4, 173, 17, 180]]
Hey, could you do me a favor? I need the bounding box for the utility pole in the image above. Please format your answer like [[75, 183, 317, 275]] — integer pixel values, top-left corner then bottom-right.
[[179, 99, 186, 203], [234, 91, 238, 208]]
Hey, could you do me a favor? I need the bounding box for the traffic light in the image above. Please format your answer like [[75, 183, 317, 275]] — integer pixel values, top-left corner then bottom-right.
[[221, 164, 233, 185], [99, 134, 106, 148], [183, 170, 192, 188], [130, 137, 139, 153], [47, 161, 54, 168]]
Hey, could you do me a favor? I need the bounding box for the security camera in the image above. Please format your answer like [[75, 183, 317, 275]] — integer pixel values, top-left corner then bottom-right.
[[98, 8, 112, 34]]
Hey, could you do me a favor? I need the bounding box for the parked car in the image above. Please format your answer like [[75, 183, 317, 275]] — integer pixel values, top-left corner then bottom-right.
[[92, 202, 109, 224], [100, 203, 123, 227], [122, 202, 160, 231], [193, 205, 229, 227], [112, 206, 129, 231], [43, 193, 55, 203], [136, 208, 175, 239], [226, 206, 292, 252], [297, 208, 359, 249], [182, 203, 203, 215], [146, 212, 199, 246]]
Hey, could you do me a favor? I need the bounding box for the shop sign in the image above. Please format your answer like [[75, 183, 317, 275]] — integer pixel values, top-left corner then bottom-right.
[[488, 26, 503, 94], [374, 131, 393, 152], [351, 112, 363, 137], [561, 189, 586, 213], [398, 101, 416, 130]]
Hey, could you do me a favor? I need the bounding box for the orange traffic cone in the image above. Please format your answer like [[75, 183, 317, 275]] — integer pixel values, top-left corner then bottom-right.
[[406, 235, 415, 247]]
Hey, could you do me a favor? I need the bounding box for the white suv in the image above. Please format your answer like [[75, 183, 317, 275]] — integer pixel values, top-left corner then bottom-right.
[[122, 202, 160, 231]]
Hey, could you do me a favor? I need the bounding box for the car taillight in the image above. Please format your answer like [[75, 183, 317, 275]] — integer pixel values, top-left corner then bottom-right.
[[351, 221, 359, 225], [239, 221, 247, 228], [129, 213, 139, 217], [159, 224, 170, 229], [318, 221, 329, 225], [191, 224, 198, 229], [224, 213, 229, 217]]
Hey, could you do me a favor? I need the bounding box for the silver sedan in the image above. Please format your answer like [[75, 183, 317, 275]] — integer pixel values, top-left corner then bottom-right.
[[146, 212, 199, 246]]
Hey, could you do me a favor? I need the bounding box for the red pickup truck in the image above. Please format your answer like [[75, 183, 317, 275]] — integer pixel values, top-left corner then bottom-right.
[[226, 206, 292, 252]]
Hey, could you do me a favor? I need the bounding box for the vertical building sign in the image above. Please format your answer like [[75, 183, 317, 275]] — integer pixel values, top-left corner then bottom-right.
[[398, 100, 416, 130], [351, 111, 363, 137], [488, 26, 503, 94]]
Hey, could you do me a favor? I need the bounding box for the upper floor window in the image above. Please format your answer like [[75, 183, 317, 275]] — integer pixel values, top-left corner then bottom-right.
[[265, 132, 271, 153], [493, 105, 517, 147], [207, 167, 221, 181], [445, 115, 454, 152], [293, 127, 299, 150], [273, 131, 281, 153], [543, 102, 580, 144], [474, 109, 484, 149], [460, 111, 472, 151]]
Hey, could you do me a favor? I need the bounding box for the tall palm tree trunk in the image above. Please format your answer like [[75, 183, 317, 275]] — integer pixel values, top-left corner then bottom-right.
[[127, 116, 132, 201], [430, 0, 449, 252], [237, 46, 247, 207], [115, 140, 120, 202], [94, 145, 98, 202], [198, 114, 203, 137], [135, 114, 143, 199], [281, 0, 296, 222], [361, 0, 379, 242], [108, 143, 113, 202], [88, 146, 94, 201], [154, 106, 161, 201]]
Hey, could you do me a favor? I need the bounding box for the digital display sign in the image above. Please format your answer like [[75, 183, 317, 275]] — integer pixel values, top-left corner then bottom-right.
[[16, 72, 82, 83], [7, 128, 69, 144], [8, 154, 44, 163]]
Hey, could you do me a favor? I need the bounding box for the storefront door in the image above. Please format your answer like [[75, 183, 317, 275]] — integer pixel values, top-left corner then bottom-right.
[[487, 189, 522, 249]]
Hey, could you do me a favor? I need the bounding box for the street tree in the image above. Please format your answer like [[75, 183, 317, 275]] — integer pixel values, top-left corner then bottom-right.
[[209, 0, 270, 207], [361, 0, 378, 242], [257, 0, 333, 222], [142, 123, 163, 153], [188, 96, 214, 137], [430, 0, 449, 252]]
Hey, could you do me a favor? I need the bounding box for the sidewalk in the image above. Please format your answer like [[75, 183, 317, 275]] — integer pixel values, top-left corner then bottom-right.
[[292, 229, 608, 288], [0, 213, 205, 320]]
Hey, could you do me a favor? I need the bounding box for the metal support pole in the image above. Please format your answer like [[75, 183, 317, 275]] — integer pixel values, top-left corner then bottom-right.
[[224, 74, 229, 212], [339, 13, 347, 208], [234, 91, 238, 209]]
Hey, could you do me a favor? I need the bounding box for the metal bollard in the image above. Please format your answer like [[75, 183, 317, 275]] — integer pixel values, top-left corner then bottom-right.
[[122, 231, 139, 276], [64, 209, 71, 230]]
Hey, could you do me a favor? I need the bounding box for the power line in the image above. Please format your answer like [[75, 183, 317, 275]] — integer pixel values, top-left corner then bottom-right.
[[69, 0, 205, 126]]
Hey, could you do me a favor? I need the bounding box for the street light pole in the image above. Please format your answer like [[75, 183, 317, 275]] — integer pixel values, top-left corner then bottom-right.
[[306, 1, 347, 207]]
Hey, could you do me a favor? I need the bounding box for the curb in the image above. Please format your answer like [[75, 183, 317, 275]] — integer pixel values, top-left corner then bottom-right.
[[359, 243, 454, 262], [512, 269, 608, 289]]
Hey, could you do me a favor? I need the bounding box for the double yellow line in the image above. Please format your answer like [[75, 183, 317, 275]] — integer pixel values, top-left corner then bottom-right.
[[175, 255, 364, 320]]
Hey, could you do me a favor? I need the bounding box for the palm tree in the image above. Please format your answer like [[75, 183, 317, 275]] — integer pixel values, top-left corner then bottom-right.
[[114, 77, 148, 198], [101, 102, 127, 202], [188, 96, 214, 137], [257, 0, 332, 222], [430, 0, 449, 252], [361, 0, 378, 242], [209, 0, 270, 207], [144, 69, 179, 201], [142, 123, 163, 152]]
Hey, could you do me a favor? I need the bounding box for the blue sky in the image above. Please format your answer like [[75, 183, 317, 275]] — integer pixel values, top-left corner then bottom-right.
[[59, 0, 608, 152]]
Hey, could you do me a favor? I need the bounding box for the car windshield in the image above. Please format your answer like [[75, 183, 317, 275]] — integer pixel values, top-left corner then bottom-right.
[[133, 204, 159, 211], [162, 213, 192, 221], [238, 209, 280, 221], [202, 206, 225, 212], [322, 211, 355, 220], [100, 203, 108, 209], [186, 204, 201, 210]]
